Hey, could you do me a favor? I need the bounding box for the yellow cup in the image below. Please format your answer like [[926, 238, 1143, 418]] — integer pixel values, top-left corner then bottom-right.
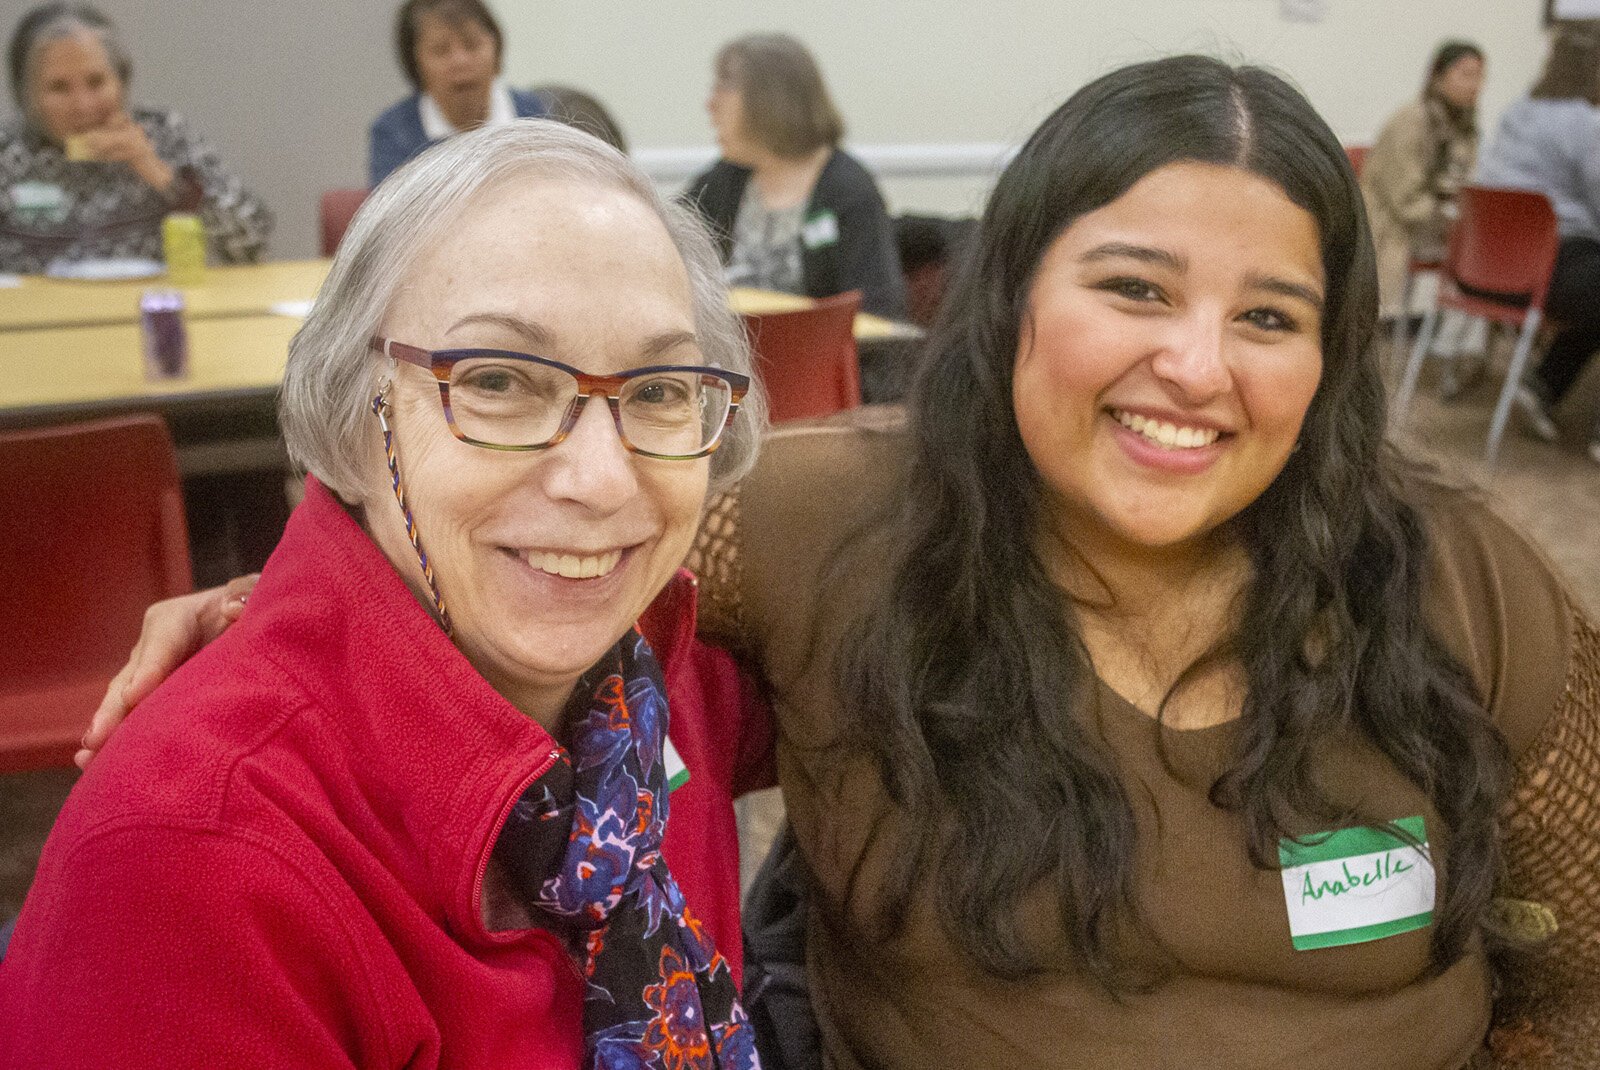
[[162, 213, 207, 286]]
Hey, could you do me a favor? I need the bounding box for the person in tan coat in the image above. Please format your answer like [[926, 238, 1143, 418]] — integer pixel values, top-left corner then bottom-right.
[[1362, 41, 1485, 319]]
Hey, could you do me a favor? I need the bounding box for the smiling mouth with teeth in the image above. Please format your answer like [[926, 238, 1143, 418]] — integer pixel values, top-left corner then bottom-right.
[[524, 549, 624, 579], [1110, 409, 1223, 450]]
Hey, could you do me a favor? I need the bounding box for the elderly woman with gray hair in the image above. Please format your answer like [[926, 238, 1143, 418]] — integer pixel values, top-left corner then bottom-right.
[[0, 119, 765, 1070], [0, 1, 271, 274]]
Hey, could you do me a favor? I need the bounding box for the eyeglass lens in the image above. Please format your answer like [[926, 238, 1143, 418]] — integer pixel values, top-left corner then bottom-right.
[[445, 357, 732, 455]]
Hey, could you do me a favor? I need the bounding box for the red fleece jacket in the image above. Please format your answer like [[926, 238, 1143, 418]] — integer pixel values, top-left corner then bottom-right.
[[0, 478, 773, 1069]]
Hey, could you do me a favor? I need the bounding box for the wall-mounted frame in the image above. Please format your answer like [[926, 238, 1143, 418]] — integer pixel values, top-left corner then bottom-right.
[[1547, 0, 1600, 24]]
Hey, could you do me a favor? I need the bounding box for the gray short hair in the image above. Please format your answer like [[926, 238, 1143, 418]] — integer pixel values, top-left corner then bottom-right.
[[8, 3, 133, 132], [281, 120, 766, 499]]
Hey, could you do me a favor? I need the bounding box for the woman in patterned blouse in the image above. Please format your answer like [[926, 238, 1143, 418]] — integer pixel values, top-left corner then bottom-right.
[[0, 2, 272, 274]]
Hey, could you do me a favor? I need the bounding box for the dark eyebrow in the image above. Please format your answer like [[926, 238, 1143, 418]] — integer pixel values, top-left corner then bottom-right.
[[1079, 242, 1188, 273], [1245, 272, 1325, 313], [446, 312, 700, 364]]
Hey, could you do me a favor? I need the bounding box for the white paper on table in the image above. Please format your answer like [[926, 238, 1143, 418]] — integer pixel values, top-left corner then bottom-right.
[[269, 299, 315, 319], [0, 275, 21, 288]]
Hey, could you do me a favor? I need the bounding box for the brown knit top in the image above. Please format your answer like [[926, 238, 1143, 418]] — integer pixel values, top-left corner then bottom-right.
[[691, 409, 1599, 1070]]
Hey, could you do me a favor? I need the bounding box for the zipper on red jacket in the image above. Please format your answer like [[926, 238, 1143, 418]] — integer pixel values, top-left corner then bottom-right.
[[470, 743, 564, 943]]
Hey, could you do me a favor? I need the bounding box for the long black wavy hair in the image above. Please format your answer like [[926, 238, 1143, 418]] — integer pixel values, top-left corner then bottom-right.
[[840, 55, 1511, 988]]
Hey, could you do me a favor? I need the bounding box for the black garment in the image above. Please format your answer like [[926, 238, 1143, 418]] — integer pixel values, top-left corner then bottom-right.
[[742, 823, 821, 1070], [683, 151, 908, 319], [1537, 236, 1600, 404]]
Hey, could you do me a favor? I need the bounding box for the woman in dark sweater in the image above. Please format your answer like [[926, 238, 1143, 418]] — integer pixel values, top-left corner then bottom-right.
[[684, 33, 906, 319]]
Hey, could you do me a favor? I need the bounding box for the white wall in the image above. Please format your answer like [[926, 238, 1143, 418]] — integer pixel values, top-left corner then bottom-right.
[[3, 1, 1553, 255], [505, 0, 1552, 216]]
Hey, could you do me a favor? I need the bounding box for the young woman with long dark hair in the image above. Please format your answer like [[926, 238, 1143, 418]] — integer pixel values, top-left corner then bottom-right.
[[81, 56, 1598, 1068]]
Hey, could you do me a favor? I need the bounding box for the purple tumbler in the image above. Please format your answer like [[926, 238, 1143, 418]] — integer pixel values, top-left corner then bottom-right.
[[140, 289, 189, 380]]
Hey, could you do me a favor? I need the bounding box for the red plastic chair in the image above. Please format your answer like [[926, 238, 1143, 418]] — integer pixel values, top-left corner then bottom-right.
[[319, 188, 369, 256], [741, 291, 863, 423], [1344, 144, 1370, 178], [0, 415, 193, 771], [1394, 186, 1561, 464]]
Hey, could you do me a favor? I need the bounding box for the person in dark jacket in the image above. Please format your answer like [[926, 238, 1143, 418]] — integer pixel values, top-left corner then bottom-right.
[[367, 0, 544, 187], [684, 33, 907, 319]]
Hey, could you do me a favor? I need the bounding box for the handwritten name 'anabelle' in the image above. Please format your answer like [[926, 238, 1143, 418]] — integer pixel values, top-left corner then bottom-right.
[[1300, 853, 1414, 904]]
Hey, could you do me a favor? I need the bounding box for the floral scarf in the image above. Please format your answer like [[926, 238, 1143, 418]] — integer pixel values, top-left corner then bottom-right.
[[496, 629, 760, 1070]]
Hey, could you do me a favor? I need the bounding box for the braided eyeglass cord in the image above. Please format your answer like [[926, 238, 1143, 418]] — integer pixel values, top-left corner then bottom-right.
[[372, 390, 453, 636]]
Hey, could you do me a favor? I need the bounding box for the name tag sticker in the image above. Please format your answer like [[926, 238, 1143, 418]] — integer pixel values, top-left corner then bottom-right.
[[8, 181, 71, 226], [1278, 816, 1434, 951], [664, 736, 689, 793], [800, 209, 840, 249]]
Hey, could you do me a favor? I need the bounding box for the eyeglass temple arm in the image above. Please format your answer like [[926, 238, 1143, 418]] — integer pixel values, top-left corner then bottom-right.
[[369, 337, 433, 370]]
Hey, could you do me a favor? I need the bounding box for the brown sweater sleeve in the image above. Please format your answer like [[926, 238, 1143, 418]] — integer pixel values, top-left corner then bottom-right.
[[684, 488, 746, 657], [1415, 485, 1599, 1065], [1491, 606, 1600, 1068]]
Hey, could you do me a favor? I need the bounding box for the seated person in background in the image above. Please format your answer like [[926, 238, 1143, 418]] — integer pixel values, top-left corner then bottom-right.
[[0, 2, 271, 274], [532, 83, 628, 153], [370, 0, 545, 187], [1479, 24, 1600, 466], [1361, 41, 1484, 320], [0, 121, 765, 1069], [685, 33, 907, 319]]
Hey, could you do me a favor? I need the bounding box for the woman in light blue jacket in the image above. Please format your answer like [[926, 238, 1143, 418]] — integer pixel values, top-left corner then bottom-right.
[[1478, 25, 1600, 464]]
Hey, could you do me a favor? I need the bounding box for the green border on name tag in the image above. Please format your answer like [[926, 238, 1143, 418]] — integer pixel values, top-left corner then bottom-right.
[[1279, 815, 1433, 951], [1278, 815, 1426, 867]]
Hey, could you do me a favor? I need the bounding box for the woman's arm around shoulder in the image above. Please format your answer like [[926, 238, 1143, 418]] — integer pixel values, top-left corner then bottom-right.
[[1494, 603, 1600, 1064], [79, 575, 256, 766], [1419, 485, 1600, 1060], [686, 407, 910, 666]]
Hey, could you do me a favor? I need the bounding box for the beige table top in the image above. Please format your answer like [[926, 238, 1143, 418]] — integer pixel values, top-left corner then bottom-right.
[[0, 314, 299, 416], [0, 276, 919, 419], [0, 260, 330, 332], [0, 262, 916, 338]]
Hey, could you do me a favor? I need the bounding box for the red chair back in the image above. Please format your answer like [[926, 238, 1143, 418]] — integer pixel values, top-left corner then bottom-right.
[[1443, 186, 1561, 314], [0, 415, 193, 771], [319, 188, 369, 257], [741, 291, 863, 423], [1344, 144, 1369, 178]]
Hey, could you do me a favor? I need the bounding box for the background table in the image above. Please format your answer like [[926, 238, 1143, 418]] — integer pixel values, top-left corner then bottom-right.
[[0, 261, 329, 333], [0, 315, 298, 420]]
